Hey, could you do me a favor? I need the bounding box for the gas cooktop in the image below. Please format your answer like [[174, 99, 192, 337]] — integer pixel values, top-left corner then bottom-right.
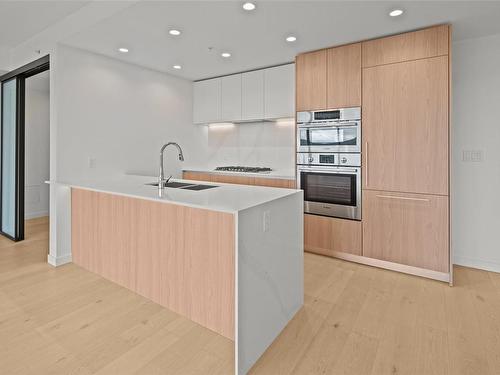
[[215, 166, 273, 174]]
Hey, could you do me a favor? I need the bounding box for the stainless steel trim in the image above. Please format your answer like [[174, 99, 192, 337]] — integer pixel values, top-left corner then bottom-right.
[[375, 195, 430, 202]]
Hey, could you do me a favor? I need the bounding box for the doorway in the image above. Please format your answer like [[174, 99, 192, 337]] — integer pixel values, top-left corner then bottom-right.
[[0, 55, 49, 241]]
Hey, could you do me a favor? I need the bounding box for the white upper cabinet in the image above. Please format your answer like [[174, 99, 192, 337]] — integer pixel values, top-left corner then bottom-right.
[[221, 74, 242, 122], [264, 64, 295, 119], [242, 70, 264, 121], [193, 63, 295, 124], [193, 78, 221, 124]]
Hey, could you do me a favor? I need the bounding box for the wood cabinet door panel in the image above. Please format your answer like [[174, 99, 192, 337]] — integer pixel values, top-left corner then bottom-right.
[[296, 50, 327, 111], [182, 172, 212, 182], [362, 190, 449, 273], [327, 43, 361, 108], [210, 174, 256, 185], [363, 56, 449, 195], [362, 25, 449, 67], [304, 214, 362, 256]]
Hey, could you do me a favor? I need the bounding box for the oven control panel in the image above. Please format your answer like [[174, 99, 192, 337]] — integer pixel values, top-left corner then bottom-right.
[[297, 153, 361, 167]]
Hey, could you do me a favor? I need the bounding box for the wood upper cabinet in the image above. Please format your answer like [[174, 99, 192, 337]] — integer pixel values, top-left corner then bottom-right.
[[296, 50, 327, 111], [363, 55, 449, 195], [362, 25, 449, 67], [362, 190, 449, 273], [304, 214, 362, 256], [327, 43, 361, 108], [193, 78, 221, 124], [296, 44, 361, 111]]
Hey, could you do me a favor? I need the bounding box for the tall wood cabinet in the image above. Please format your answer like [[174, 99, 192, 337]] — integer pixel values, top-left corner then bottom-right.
[[361, 24, 451, 280], [298, 25, 451, 282]]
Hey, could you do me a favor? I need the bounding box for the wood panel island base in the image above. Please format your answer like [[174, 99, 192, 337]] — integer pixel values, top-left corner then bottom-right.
[[51, 176, 303, 375]]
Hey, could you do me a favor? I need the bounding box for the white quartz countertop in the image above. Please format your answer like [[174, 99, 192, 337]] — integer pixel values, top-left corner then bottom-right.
[[47, 174, 301, 214], [182, 167, 295, 180]]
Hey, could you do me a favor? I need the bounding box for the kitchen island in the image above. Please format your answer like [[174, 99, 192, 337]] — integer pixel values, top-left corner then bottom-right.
[[47, 175, 303, 374]]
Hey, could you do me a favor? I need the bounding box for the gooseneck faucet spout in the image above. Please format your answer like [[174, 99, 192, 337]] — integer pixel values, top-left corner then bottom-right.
[[159, 142, 184, 189]]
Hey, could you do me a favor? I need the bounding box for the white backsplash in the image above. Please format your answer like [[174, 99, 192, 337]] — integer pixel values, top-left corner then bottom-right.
[[205, 120, 295, 173]]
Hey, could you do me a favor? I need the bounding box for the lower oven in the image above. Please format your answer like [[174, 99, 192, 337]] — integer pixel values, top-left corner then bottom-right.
[[297, 165, 361, 220]]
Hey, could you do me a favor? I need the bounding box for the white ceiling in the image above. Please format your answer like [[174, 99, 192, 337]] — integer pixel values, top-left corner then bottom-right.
[[3, 1, 500, 81], [61, 0, 500, 81], [0, 1, 89, 49]]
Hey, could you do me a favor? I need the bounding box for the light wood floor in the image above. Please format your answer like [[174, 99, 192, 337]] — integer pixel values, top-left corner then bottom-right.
[[2, 218, 500, 375]]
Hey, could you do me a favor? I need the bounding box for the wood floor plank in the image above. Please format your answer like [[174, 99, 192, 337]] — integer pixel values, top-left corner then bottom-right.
[[330, 331, 379, 375], [2, 218, 500, 375]]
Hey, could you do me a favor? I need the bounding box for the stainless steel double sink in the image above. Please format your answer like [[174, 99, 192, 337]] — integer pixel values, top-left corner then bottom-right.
[[145, 181, 218, 191]]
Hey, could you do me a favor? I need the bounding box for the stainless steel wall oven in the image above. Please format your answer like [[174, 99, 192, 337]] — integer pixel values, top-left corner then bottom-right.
[[297, 107, 362, 220]]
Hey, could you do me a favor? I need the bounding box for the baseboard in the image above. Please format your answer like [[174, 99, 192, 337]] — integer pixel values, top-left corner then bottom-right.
[[306, 248, 450, 283], [454, 255, 500, 274], [25, 210, 49, 220], [47, 254, 72, 267]]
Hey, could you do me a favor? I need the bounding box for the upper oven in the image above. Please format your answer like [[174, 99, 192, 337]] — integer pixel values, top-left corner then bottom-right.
[[297, 107, 361, 153]]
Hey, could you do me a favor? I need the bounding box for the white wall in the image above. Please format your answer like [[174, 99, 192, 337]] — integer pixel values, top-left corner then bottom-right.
[[204, 120, 295, 174], [55, 44, 206, 181], [452, 33, 500, 273], [25, 72, 50, 219]]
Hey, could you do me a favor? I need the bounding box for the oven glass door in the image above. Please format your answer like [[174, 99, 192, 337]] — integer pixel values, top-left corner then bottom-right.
[[299, 126, 358, 148], [300, 170, 357, 206]]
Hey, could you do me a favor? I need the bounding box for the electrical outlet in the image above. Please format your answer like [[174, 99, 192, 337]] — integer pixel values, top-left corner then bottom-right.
[[263, 210, 270, 232], [462, 150, 483, 162]]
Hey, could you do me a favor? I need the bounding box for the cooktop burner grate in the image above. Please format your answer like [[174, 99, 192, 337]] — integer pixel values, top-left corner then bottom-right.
[[215, 166, 273, 173]]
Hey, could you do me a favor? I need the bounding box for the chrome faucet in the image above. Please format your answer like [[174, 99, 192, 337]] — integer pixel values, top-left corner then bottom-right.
[[158, 142, 184, 188]]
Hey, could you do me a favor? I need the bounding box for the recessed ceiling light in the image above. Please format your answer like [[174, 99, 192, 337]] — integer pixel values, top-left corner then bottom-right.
[[173, 65, 182, 70], [221, 52, 231, 58], [389, 9, 404, 17], [118, 47, 129, 53], [242, 2, 256, 11], [169, 29, 181, 36], [286, 36, 297, 43]]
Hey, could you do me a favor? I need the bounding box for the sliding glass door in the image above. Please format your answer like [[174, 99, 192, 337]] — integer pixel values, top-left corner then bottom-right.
[[1, 78, 23, 240], [0, 55, 48, 242]]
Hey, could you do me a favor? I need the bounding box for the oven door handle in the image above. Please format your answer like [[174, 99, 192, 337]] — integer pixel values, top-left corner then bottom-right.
[[298, 122, 358, 128], [298, 168, 359, 174], [376, 195, 430, 202]]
